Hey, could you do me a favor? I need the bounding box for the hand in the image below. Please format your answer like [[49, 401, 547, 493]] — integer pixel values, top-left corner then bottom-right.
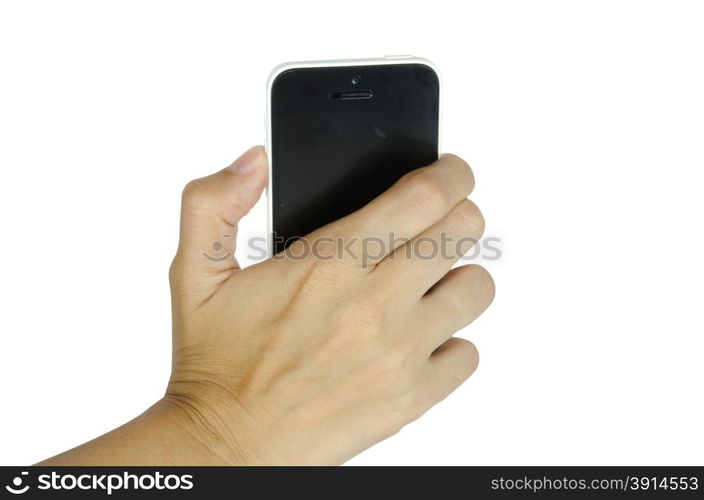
[[165, 145, 494, 464], [39, 145, 494, 465]]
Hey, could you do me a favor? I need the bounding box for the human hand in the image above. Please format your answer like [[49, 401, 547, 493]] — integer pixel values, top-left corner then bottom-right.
[[164, 145, 495, 464], [38, 145, 494, 465]]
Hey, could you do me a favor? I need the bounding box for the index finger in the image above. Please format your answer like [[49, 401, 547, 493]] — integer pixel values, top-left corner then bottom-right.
[[317, 154, 475, 267]]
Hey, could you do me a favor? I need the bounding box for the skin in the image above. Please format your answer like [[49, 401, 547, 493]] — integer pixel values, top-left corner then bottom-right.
[[38, 145, 495, 465]]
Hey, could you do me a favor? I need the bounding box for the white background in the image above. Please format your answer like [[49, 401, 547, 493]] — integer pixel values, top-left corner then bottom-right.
[[1, 1, 702, 466]]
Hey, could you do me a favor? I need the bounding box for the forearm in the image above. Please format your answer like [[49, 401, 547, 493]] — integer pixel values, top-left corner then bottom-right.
[[36, 399, 240, 466]]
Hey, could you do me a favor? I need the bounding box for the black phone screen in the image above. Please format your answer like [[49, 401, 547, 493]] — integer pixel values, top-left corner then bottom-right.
[[270, 63, 439, 254]]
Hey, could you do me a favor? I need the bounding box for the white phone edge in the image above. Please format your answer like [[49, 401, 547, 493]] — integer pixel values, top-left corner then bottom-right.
[[264, 55, 443, 257]]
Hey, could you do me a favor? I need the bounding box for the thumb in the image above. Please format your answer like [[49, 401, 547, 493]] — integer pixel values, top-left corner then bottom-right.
[[173, 145, 267, 279]]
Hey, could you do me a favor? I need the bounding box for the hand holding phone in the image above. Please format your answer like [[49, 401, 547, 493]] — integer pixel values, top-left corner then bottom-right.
[[39, 145, 494, 465], [38, 59, 494, 466]]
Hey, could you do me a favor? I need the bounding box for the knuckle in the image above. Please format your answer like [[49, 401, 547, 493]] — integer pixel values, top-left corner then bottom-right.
[[168, 257, 190, 303], [181, 178, 212, 212], [467, 264, 496, 303], [168, 257, 179, 284], [442, 153, 475, 195], [365, 343, 412, 386], [443, 152, 471, 172], [168, 255, 185, 286], [383, 347, 410, 374], [394, 385, 427, 424], [453, 340, 481, 379], [448, 337, 478, 359], [403, 168, 447, 215], [463, 340, 480, 366], [456, 199, 485, 233]]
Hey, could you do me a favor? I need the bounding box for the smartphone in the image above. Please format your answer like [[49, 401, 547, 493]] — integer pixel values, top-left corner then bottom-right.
[[266, 56, 441, 255]]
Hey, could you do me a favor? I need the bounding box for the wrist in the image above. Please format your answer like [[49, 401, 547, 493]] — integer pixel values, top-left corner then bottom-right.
[[162, 379, 262, 465], [37, 397, 247, 466]]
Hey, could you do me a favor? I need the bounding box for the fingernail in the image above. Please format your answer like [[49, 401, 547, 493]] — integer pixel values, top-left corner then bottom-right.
[[229, 146, 262, 175]]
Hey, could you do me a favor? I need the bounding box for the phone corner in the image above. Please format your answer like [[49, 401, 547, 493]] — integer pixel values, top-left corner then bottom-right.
[[409, 56, 442, 79], [266, 62, 294, 95]]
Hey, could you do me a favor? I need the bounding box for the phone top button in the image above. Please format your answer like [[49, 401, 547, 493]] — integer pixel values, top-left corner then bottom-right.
[[384, 54, 413, 59]]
